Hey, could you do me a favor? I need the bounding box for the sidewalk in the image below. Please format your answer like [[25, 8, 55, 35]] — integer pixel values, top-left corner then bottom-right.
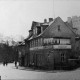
[[6, 63, 78, 73], [17, 66, 68, 73]]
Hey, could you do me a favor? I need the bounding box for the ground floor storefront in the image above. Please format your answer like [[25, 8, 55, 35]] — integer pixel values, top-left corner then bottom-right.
[[29, 49, 72, 69]]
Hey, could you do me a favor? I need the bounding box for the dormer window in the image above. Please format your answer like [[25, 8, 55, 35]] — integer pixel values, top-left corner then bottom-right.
[[33, 28, 36, 35], [58, 25, 61, 31], [37, 26, 41, 35]]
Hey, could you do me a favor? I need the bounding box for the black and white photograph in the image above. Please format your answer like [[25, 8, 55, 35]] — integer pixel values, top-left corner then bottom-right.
[[0, 0, 80, 80]]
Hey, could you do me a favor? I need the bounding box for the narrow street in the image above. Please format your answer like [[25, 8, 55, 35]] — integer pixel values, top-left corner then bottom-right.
[[0, 63, 80, 80]]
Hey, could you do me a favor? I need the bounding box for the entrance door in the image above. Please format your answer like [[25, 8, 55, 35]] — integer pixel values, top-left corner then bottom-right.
[[60, 50, 66, 68], [36, 54, 43, 67], [48, 51, 55, 69]]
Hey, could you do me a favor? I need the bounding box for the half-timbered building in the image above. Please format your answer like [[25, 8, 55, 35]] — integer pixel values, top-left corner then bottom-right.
[[25, 17, 77, 69]]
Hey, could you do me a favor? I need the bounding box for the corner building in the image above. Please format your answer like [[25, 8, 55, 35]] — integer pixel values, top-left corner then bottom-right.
[[27, 17, 77, 69]]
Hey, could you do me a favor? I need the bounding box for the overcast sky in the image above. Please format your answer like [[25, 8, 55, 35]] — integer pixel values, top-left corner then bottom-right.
[[0, 0, 80, 40]]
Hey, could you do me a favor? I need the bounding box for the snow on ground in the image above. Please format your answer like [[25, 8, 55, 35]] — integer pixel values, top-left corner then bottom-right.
[[0, 63, 80, 80]]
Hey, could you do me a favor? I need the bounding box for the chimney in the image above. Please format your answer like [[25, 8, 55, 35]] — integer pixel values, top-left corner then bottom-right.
[[49, 18, 53, 22], [67, 17, 72, 23], [44, 19, 47, 23]]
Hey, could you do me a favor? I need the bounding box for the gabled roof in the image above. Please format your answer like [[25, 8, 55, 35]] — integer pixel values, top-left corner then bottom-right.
[[39, 17, 77, 38], [27, 17, 78, 41]]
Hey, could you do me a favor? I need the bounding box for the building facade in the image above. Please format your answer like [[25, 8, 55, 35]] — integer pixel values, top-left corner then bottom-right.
[[67, 16, 80, 56], [67, 16, 80, 34], [25, 17, 78, 69], [17, 41, 26, 66]]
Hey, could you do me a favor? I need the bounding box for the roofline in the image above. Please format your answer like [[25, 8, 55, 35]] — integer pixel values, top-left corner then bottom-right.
[[64, 22, 78, 37], [27, 17, 78, 41]]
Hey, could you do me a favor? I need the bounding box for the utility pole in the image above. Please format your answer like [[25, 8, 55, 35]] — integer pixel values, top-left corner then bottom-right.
[[53, 0, 55, 19]]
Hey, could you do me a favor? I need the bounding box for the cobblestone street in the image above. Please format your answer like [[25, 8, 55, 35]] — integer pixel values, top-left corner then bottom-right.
[[0, 63, 79, 80]]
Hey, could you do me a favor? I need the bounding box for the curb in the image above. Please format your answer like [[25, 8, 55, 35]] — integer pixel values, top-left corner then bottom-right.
[[17, 66, 66, 73]]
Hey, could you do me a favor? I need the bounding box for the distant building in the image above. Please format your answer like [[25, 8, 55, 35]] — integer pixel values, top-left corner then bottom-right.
[[17, 41, 26, 66], [67, 16, 80, 34], [24, 17, 78, 69], [67, 16, 80, 54]]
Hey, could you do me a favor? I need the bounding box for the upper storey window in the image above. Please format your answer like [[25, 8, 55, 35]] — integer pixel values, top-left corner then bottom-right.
[[58, 25, 61, 31], [33, 27, 41, 35], [33, 28, 36, 35], [60, 39, 70, 45], [37, 27, 41, 35]]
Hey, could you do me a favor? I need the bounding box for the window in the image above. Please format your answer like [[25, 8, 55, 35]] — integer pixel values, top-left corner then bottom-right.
[[34, 40, 36, 47], [36, 39, 38, 46], [40, 38, 42, 46], [30, 41, 32, 48], [55, 40, 57, 44], [44, 38, 53, 45], [33, 29, 36, 35], [38, 38, 39, 46], [35, 39, 38, 47], [33, 40, 34, 47], [58, 25, 61, 31], [29, 42, 31, 47], [31, 41, 33, 47], [60, 39, 70, 44], [37, 27, 41, 35], [54, 39, 60, 44], [61, 53, 65, 62]]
